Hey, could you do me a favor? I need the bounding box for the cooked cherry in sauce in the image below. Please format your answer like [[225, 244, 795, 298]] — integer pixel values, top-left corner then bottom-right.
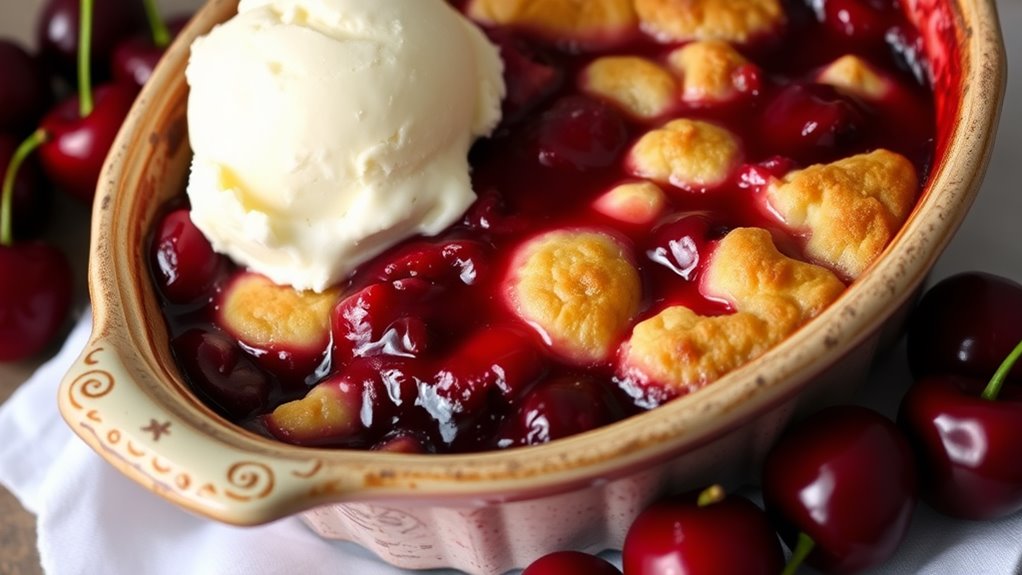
[[151, 0, 935, 453]]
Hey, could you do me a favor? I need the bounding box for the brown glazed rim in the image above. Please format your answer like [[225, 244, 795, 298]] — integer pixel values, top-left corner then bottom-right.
[[80, 0, 1005, 523]]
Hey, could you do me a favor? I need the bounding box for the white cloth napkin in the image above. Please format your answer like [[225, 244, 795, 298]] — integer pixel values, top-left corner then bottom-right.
[[2, 311, 1021, 575]]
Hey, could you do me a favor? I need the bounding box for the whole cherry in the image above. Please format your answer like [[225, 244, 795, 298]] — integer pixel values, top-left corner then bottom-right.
[[111, 2, 191, 88], [150, 208, 224, 303], [27, 0, 140, 204], [760, 83, 866, 164], [535, 96, 628, 171], [0, 132, 72, 362], [762, 405, 917, 573], [499, 375, 623, 447], [622, 484, 784, 575], [906, 272, 1022, 384], [899, 335, 1022, 520], [36, 0, 144, 81], [522, 551, 621, 575], [0, 39, 49, 134]]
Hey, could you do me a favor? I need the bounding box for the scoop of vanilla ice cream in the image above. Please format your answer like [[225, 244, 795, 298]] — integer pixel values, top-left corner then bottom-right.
[[185, 0, 505, 292]]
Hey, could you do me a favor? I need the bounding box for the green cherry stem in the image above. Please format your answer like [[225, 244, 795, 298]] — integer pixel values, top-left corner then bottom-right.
[[696, 484, 726, 507], [78, 0, 95, 118], [143, 0, 171, 48], [780, 532, 815, 575], [981, 338, 1022, 401], [0, 129, 48, 246]]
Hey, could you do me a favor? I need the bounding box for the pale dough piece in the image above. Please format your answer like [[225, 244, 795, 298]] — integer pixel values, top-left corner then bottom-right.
[[593, 181, 669, 225], [766, 149, 918, 279], [220, 272, 340, 349], [629, 118, 742, 190], [817, 54, 892, 100], [582, 56, 677, 119], [508, 230, 642, 364], [668, 40, 753, 103]]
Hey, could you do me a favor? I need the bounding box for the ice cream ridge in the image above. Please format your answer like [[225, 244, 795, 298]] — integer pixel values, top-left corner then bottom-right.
[[185, 0, 506, 292]]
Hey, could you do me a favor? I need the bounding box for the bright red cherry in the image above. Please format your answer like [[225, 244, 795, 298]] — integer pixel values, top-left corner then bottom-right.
[[907, 272, 1022, 384], [36, 0, 145, 81], [622, 485, 784, 575], [899, 337, 1022, 520], [522, 551, 621, 575], [38, 83, 137, 203], [0, 39, 49, 134], [762, 406, 917, 573]]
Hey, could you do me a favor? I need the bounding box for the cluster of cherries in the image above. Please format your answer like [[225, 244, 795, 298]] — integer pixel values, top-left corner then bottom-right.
[[521, 271, 1022, 574], [0, 0, 186, 362]]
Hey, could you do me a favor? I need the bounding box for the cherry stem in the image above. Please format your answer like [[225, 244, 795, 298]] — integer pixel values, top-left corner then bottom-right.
[[781, 532, 815, 575], [0, 129, 48, 247], [981, 338, 1022, 401], [78, 0, 95, 117], [143, 0, 171, 49], [696, 484, 726, 507]]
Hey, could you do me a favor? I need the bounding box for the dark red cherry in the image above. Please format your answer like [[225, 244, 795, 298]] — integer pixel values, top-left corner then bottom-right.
[[898, 337, 1022, 520], [151, 208, 224, 303], [331, 281, 435, 365], [111, 15, 190, 88], [762, 406, 917, 573], [536, 96, 628, 171], [622, 485, 784, 575], [36, 0, 145, 81], [502, 375, 622, 446], [907, 272, 1022, 384], [0, 243, 73, 362], [172, 329, 271, 420], [522, 551, 621, 575], [820, 0, 895, 45], [760, 83, 866, 164], [361, 239, 489, 288], [38, 83, 137, 203], [0, 135, 50, 239], [486, 30, 564, 124], [0, 40, 49, 134]]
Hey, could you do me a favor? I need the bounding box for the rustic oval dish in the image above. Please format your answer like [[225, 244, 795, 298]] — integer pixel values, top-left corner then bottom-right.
[[60, 0, 1005, 572]]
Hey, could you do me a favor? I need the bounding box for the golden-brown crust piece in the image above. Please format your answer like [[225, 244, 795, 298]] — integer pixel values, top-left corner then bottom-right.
[[620, 227, 844, 393], [594, 181, 668, 224], [220, 272, 340, 350], [635, 0, 785, 44], [817, 55, 891, 100], [467, 0, 637, 45], [582, 56, 677, 119], [508, 230, 642, 364], [668, 40, 753, 103], [766, 149, 918, 279], [629, 118, 742, 190]]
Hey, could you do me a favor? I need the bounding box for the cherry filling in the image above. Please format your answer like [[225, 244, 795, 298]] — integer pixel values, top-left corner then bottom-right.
[[152, 0, 936, 453]]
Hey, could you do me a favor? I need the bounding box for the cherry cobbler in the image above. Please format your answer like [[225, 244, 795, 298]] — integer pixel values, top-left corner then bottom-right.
[[151, 0, 935, 453]]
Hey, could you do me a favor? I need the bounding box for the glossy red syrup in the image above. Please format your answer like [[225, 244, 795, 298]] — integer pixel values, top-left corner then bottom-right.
[[151, 0, 936, 453]]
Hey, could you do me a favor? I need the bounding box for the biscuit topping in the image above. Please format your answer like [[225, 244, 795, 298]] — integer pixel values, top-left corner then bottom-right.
[[629, 119, 742, 190], [508, 230, 642, 364], [634, 0, 785, 44], [765, 150, 918, 278]]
